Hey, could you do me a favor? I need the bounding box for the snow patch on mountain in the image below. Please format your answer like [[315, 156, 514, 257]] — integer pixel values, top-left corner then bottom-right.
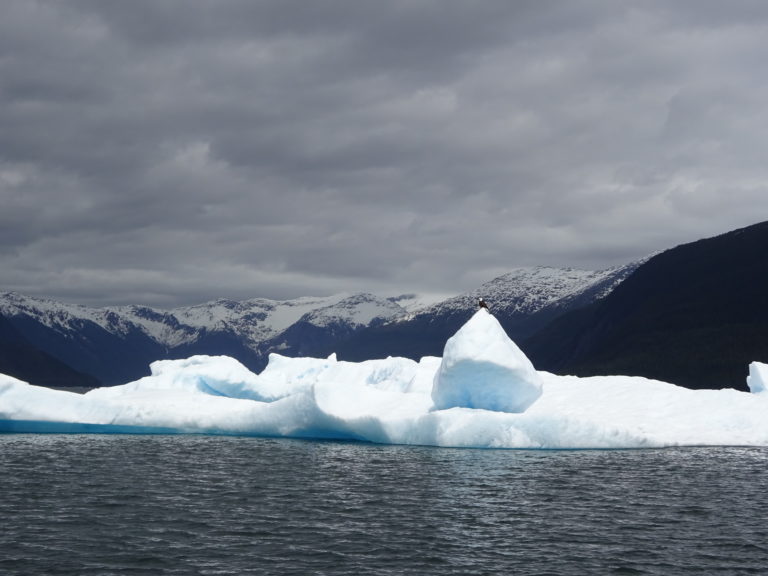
[[387, 293, 450, 314], [0, 291, 410, 351], [299, 294, 406, 328], [400, 261, 643, 322]]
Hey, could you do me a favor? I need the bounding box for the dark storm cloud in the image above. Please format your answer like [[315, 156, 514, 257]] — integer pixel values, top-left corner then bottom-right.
[[2, 1, 768, 306]]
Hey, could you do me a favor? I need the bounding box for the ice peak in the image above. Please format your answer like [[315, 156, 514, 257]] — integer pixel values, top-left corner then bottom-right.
[[431, 309, 543, 413]]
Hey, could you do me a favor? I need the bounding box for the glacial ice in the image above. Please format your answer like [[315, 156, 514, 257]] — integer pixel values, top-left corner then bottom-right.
[[747, 362, 768, 394], [2, 310, 768, 449], [431, 309, 542, 412]]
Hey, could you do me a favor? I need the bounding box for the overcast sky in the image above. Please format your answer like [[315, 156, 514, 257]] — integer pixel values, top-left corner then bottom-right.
[[2, 1, 768, 307]]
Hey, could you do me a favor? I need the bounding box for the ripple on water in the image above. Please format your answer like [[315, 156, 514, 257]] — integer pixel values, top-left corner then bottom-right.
[[1, 436, 767, 575]]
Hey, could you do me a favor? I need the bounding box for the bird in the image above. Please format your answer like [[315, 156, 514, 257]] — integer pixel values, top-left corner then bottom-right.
[[478, 298, 489, 311]]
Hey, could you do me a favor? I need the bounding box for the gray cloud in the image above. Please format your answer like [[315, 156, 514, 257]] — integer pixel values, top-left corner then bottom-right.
[[2, 0, 768, 306]]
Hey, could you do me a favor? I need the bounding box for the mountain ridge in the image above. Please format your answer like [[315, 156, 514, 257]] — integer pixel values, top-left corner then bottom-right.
[[3, 220, 765, 392], [523, 220, 768, 390], [0, 263, 638, 388], [333, 261, 644, 362]]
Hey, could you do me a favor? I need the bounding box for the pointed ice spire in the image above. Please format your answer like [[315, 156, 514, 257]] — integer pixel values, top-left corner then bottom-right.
[[431, 309, 543, 413]]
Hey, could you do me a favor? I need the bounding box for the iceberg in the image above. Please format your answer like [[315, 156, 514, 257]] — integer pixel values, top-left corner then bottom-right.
[[431, 309, 542, 412], [747, 361, 768, 394], [2, 310, 768, 449]]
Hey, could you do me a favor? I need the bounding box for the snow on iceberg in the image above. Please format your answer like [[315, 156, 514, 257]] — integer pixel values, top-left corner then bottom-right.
[[432, 309, 542, 412], [2, 310, 768, 449]]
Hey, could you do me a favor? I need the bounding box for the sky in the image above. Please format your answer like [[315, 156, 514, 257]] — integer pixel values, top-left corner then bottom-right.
[[2, 1, 768, 308]]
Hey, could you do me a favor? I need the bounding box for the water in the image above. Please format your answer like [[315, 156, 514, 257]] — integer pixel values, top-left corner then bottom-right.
[[1, 436, 767, 575]]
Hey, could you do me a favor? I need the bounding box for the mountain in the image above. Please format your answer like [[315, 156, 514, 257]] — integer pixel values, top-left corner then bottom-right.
[[0, 292, 408, 387], [0, 315, 100, 389], [4, 221, 763, 392], [523, 221, 768, 391], [0, 261, 643, 389], [334, 262, 644, 362]]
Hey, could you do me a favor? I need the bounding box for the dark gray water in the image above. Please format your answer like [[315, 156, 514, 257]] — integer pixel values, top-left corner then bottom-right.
[[1, 435, 767, 575]]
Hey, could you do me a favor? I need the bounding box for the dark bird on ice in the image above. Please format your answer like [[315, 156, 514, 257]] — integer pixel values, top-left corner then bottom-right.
[[478, 298, 489, 310]]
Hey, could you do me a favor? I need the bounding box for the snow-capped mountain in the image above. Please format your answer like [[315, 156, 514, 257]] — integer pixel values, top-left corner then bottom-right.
[[0, 291, 410, 386], [408, 261, 643, 321], [124, 293, 406, 349], [0, 292, 404, 350], [5, 221, 766, 392], [333, 260, 646, 363], [0, 260, 645, 388]]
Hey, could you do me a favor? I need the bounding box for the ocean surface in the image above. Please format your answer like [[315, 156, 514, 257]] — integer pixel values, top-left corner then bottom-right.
[[1, 435, 767, 575]]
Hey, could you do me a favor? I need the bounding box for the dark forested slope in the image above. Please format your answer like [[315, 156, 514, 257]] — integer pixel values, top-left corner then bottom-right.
[[0, 315, 100, 388], [523, 221, 768, 390]]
